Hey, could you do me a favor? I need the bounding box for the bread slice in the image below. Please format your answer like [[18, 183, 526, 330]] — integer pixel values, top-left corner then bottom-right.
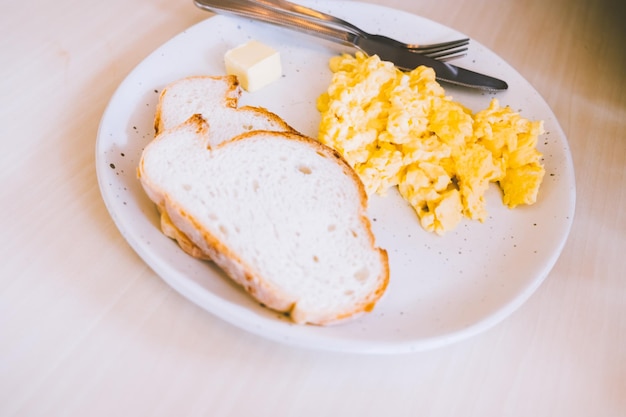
[[154, 75, 297, 260], [138, 115, 389, 325], [154, 75, 295, 142]]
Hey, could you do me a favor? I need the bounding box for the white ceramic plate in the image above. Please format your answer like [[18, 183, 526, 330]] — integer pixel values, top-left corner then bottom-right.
[[96, 0, 575, 354]]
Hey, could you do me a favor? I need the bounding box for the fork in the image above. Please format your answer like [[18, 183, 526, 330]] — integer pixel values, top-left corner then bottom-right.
[[255, 0, 469, 60]]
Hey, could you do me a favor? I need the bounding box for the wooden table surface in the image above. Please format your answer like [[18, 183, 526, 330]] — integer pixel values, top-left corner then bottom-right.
[[1, 0, 624, 415]]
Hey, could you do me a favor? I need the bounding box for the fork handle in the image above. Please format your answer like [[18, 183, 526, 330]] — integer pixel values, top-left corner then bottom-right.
[[194, 0, 357, 47]]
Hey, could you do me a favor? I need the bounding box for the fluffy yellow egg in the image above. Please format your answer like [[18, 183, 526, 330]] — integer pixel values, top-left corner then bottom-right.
[[317, 52, 545, 235]]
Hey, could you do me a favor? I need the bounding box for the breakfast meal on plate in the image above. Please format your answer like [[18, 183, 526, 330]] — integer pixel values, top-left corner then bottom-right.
[[317, 52, 545, 235], [138, 75, 389, 325], [136, 36, 545, 323]]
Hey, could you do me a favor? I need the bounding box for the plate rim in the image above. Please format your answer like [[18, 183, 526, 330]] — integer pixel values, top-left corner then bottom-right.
[[95, 0, 576, 354]]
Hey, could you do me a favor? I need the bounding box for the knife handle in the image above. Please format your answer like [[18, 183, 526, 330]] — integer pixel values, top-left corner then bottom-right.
[[194, 0, 357, 47], [254, 0, 362, 35]]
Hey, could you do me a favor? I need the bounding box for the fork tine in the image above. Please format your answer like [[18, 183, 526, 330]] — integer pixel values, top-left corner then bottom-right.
[[423, 48, 469, 61], [411, 38, 470, 54]]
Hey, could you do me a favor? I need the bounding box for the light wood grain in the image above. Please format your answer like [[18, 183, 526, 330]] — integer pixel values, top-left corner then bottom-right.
[[1, 0, 624, 416]]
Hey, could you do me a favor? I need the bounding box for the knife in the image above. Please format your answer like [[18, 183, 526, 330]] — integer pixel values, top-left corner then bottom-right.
[[194, 0, 508, 91]]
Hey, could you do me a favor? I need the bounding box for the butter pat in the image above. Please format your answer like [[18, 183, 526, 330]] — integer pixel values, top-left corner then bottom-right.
[[224, 40, 282, 92]]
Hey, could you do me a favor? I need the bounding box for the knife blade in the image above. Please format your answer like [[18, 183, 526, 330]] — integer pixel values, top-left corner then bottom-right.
[[356, 37, 508, 91]]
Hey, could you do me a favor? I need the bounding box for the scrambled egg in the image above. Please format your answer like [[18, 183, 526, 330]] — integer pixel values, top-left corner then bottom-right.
[[317, 52, 545, 235]]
